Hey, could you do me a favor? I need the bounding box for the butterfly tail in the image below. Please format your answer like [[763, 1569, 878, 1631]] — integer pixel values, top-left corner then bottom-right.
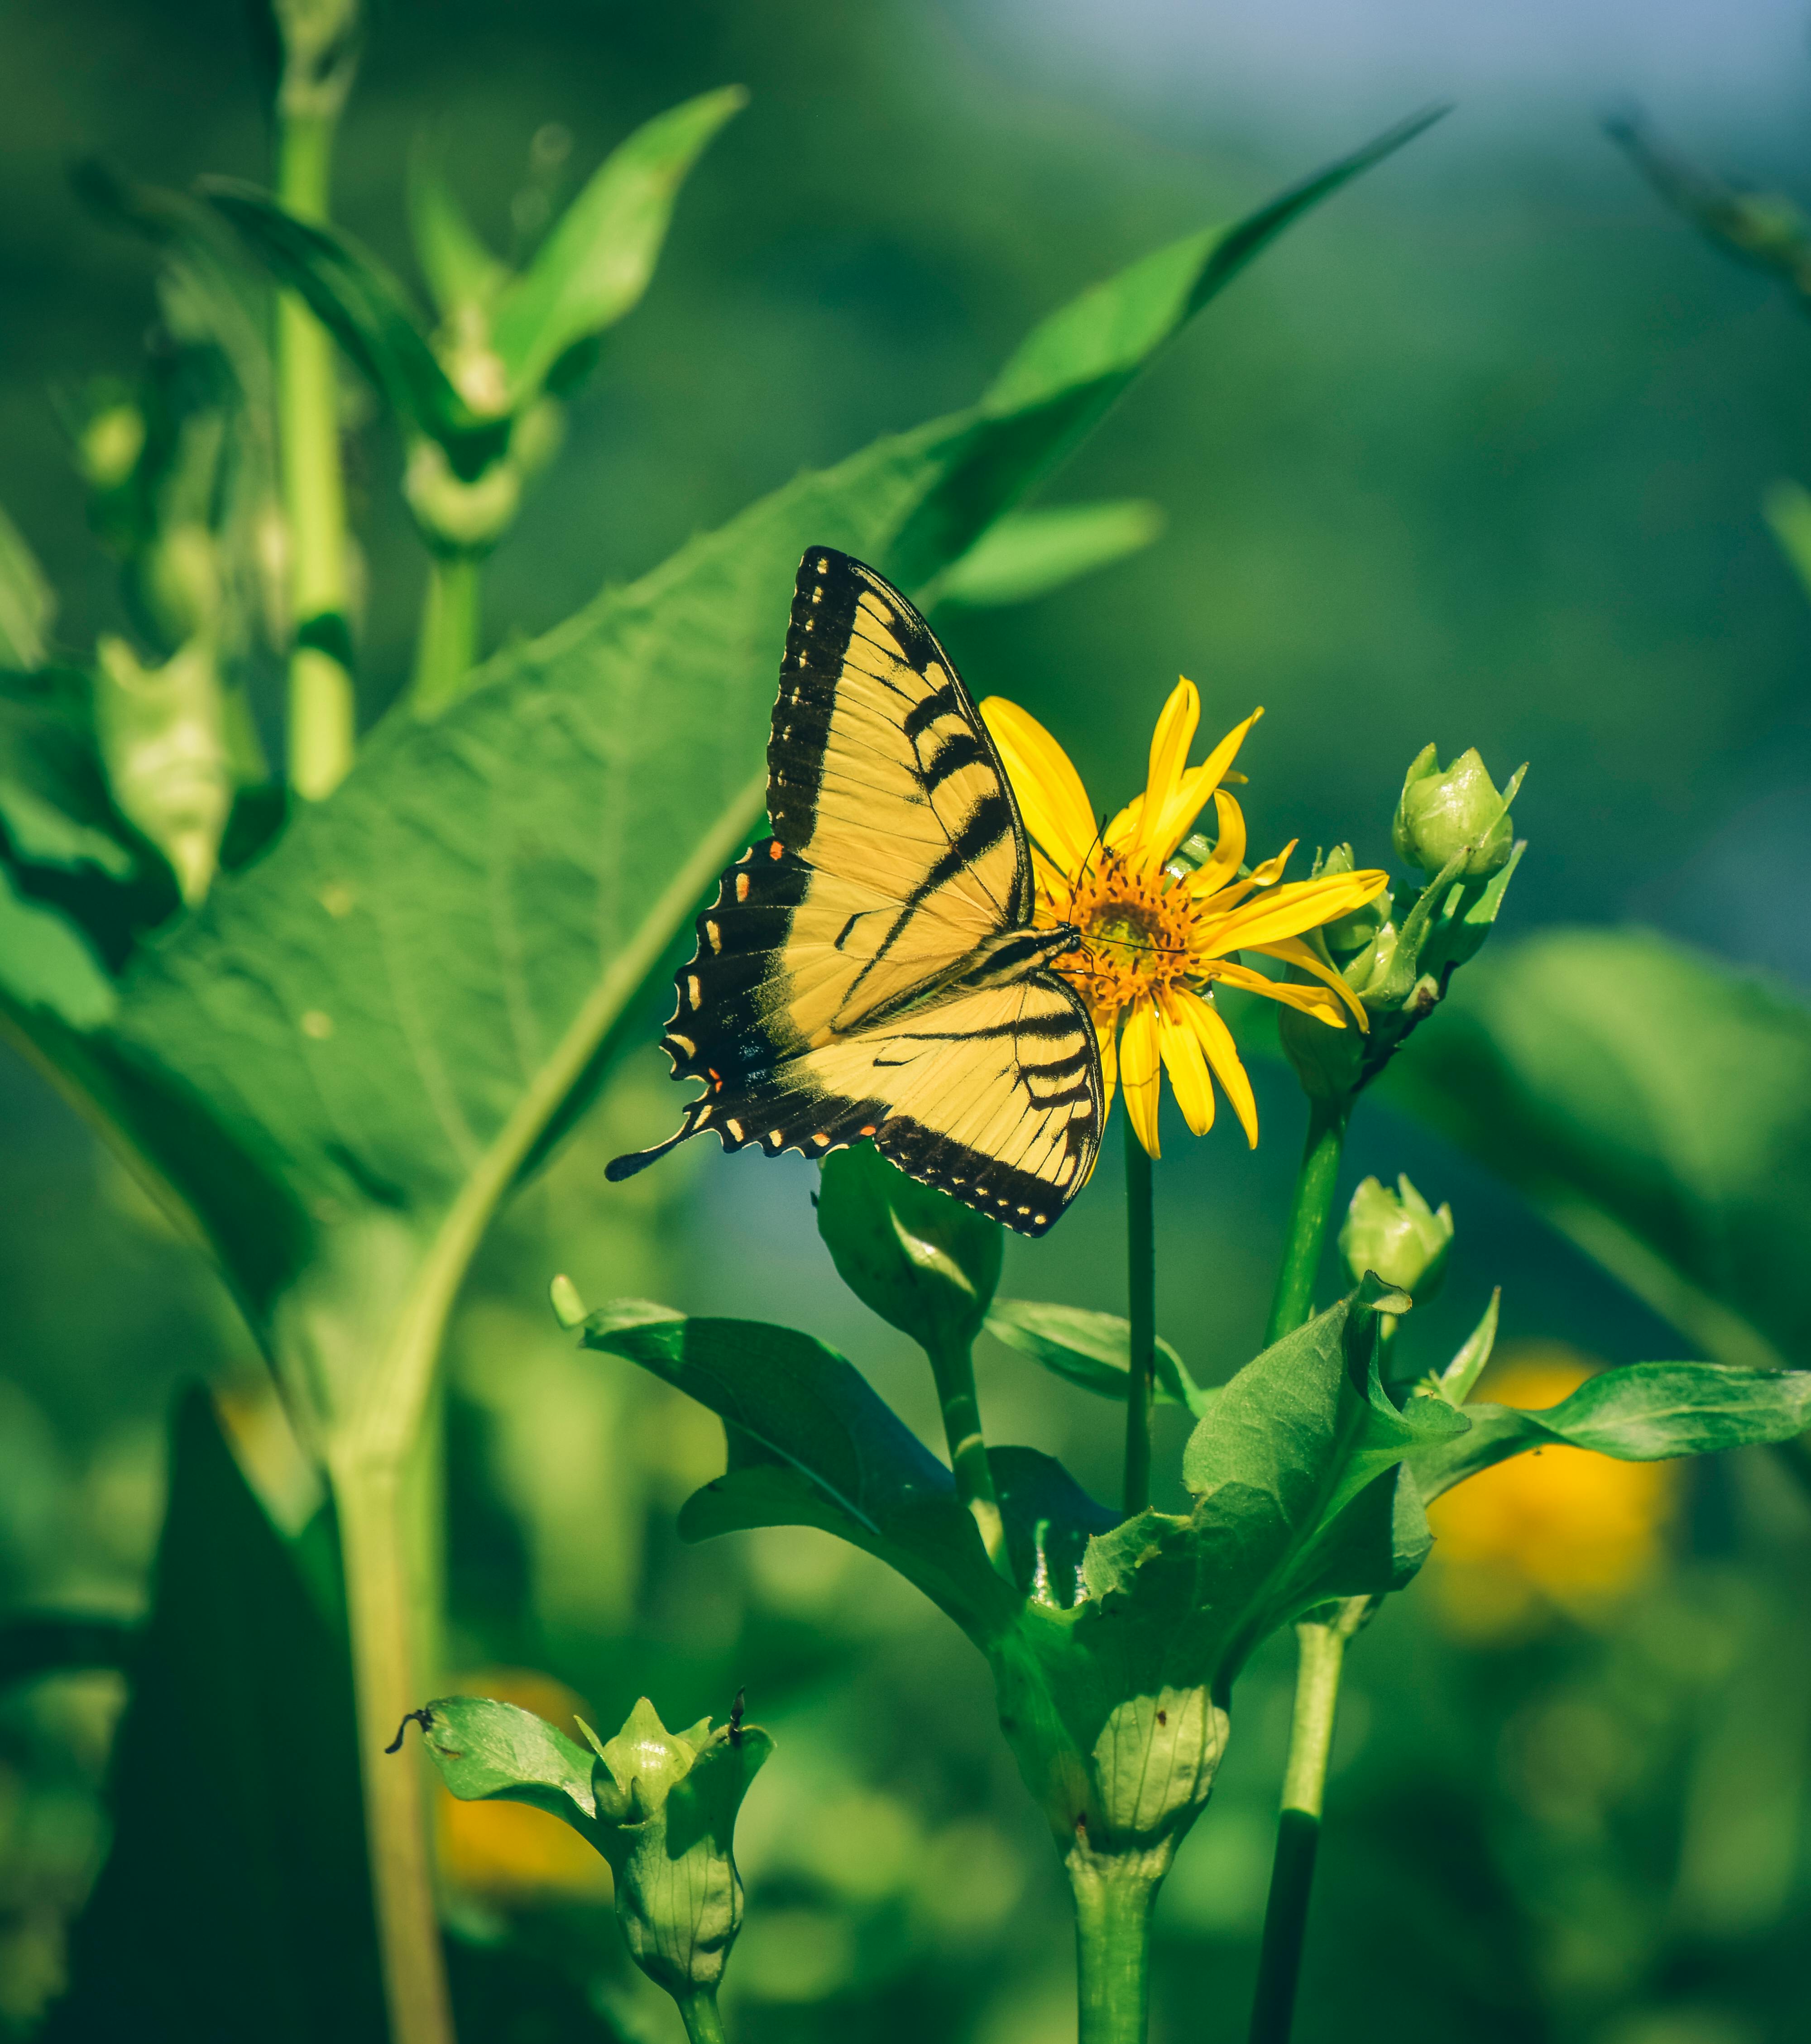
[[604, 1115, 700, 1183]]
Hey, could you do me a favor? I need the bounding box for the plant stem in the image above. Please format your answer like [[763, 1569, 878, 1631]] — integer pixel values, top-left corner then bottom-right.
[[1070, 1859, 1159, 2044], [275, 105, 356, 800], [1122, 1119, 1156, 1516], [411, 553, 482, 714], [674, 1992, 728, 2044], [333, 1456, 455, 2044], [1247, 1609, 1361, 2044], [928, 1338, 1012, 1580], [1263, 1096, 1350, 1347]]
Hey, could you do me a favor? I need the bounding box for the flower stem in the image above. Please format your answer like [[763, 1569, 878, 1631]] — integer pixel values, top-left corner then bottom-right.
[[411, 552, 482, 714], [928, 1337, 1012, 1580], [1122, 1119, 1156, 1516], [675, 1991, 728, 2044], [1070, 1858, 1159, 2044], [1247, 1607, 1363, 2044], [1263, 1096, 1350, 1347], [275, 104, 356, 800]]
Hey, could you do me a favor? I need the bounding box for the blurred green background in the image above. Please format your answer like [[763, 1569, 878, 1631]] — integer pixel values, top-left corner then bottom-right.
[[4, 2, 1810, 2040]]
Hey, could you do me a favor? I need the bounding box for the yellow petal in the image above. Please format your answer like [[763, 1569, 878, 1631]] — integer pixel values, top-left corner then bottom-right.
[[1197, 871, 1388, 955], [1155, 990, 1216, 1137], [1170, 985, 1258, 1148], [1147, 708, 1263, 864], [1134, 677, 1200, 862], [1254, 937, 1369, 1026], [1096, 1003, 1121, 1120], [1190, 838, 1298, 916], [1103, 791, 1144, 855], [1120, 997, 1163, 1158], [1181, 790, 1247, 899], [980, 696, 1097, 875], [1207, 959, 1349, 1024]]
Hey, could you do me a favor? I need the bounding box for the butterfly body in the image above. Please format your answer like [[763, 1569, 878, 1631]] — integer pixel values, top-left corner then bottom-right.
[[607, 548, 1103, 1235]]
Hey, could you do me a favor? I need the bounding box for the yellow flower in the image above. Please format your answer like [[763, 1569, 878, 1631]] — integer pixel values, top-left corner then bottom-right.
[[981, 679, 1389, 1155]]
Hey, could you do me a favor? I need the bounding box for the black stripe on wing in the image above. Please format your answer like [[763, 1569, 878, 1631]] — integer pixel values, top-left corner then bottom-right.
[[767, 547, 1033, 925]]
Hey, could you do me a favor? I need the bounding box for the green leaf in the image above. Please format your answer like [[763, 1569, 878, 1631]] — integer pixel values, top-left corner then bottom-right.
[[0, 498, 54, 669], [1387, 927, 1811, 1375], [988, 1444, 1117, 1608], [203, 180, 499, 468], [985, 1297, 1208, 1415], [578, 1307, 1012, 1642], [1763, 477, 1811, 606], [0, 865, 117, 1028], [818, 1140, 1001, 1357], [407, 141, 508, 320], [1411, 1361, 1811, 1503], [1433, 1286, 1500, 1405], [46, 1388, 383, 2044], [888, 105, 1446, 586], [1176, 1276, 1465, 1674], [932, 499, 1163, 609], [489, 85, 747, 402], [33, 139, 1437, 1503], [415, 1694, 603, 1844], [0, 1611, 134, 1687], [94, 636, 234, 907], [0, 668, 138, 880]]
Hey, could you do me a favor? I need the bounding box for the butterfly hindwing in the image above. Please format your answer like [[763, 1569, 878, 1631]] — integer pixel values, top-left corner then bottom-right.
[[607, 547, 1104, 1234]]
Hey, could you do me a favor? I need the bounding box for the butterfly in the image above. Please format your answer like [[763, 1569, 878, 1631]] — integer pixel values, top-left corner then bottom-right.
[[606, 547, 1104, 1235]]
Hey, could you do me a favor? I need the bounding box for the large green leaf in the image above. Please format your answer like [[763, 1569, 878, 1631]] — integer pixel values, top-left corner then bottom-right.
[[489, 86, 747, 402], [577, 1307, 1011, 1642], [1387, 927, 1811, 1373], [1410, 1360, 1811, 1502], [44, 1388, 383, 2044], [985, 1298, 1207, 1415], [931, 498, 1163, 609], [9, 129, 1428, 1473]]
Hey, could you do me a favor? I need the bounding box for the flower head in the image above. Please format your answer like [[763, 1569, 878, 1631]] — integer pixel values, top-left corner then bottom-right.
[[982, 680, 1389, 1155]]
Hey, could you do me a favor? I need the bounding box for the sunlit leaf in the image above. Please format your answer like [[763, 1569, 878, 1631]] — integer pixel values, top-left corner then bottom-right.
[[0, 499, 54, 669], [489, 85, 747, 401], [933, 499, 1163, 609]]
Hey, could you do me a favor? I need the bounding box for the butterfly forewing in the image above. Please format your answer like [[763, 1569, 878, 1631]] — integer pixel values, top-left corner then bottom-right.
[[607, 547, 1103, 1235]]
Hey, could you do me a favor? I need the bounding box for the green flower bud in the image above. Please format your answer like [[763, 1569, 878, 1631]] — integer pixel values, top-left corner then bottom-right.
[[414, 1690, 771, 2024], [1337, 1174, 1453, 1300], [402, 436, 523, 558], [1391, 744, 1525, 879]]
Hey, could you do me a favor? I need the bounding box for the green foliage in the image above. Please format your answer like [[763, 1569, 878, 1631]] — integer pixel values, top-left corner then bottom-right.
[[1411, 1360, 1811, 1502], [1387, 926, 1811, 1373], [0, 500, 54, 668], [0, 1612, 133, 1686], [985, 1298, 1209, 1416], [486, 87, 748, 401], [577, 1305, 1010, 1642], [418, 1690, 772, 2010], [934, 500, 1164, 609], [817, 1141, 1002, 1358], [45, 1387, 383, 2044]]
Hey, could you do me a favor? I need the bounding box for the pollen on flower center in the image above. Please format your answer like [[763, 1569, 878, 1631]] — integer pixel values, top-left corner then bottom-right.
[[1056, 850, 1203, 1008]]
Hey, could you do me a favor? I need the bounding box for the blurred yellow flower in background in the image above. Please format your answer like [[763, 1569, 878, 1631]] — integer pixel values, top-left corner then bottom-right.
[[982, 680, 1387, 1156], [436, 1668, 611, 1902], [1429, 1346, 1678, 1641]]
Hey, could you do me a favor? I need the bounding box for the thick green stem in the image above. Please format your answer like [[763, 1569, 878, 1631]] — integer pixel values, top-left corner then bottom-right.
[[1263, 1096, 1350, 1347], [1247, 1607, 1362, 2044], [411, 553, 482, 715], [674, 1992, 728, 2044], [1070, 1860, 1159, 2044], [928, 1337, 1011, 1580], [1122, 1120, 1156, 1516], [333, 1456, 455, 2044], [275, 107, 355, 799]]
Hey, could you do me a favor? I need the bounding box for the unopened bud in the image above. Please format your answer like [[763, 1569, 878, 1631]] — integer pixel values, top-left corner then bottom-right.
[[1338, 1174, 1453, 1300], [1392, 745, 1524, 879]]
